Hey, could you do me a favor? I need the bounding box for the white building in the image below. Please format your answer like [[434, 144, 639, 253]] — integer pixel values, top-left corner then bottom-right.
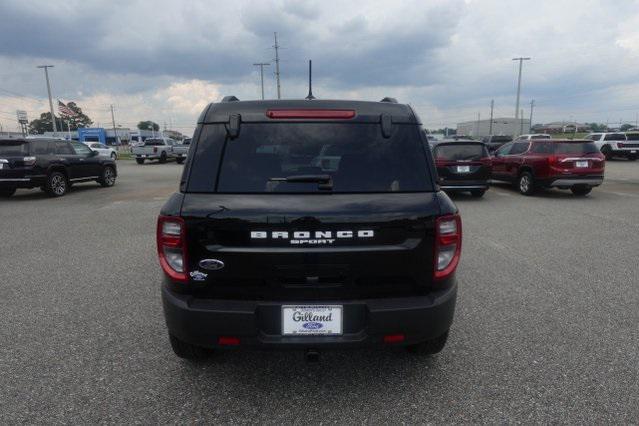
[[457, 117, 531, 138]]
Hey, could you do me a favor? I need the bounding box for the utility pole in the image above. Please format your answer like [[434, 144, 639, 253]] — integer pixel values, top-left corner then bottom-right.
[[529, 99, 535, 133], [512, 57, 531, 119], [37, 65, 58, 132], [253, 62, 270, 100], [110, 105, 118, 145], [520, 108, 524, 134], [476, 112, 481, 137], [489, 99, 494, 136], [273, 32, 282, 99]]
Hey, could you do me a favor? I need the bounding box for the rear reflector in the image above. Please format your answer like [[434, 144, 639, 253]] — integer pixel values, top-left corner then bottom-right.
[[384, 334, 405, 344], [218, 336, 240, 346], [266, 109, 356, 119]]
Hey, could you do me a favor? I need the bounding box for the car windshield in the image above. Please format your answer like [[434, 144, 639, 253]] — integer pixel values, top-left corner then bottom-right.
[[190, 123, 433, 193], [0, 141, 29, 156], [625, 133, 639, 140], [434, 143, 486, 161]]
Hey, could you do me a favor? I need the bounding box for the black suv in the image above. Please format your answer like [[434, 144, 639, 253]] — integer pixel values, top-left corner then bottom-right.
[[433, 141, 492, 197], [158, 98, 461, 359], [0, 138, 117, 198]]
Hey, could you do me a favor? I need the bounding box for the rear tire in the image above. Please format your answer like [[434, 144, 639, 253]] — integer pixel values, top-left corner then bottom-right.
[[176, 157, 185, 164], [518, 171, 536, 196], [571, 186, 592, 196], [470, 189, 486, 198], [98, 165, 116, 187], [136, 158, 145, 165], [0, 188, 16, 198], [628, 155, 637, 161], [159, 152, 167, 163], [45, 171, 68, 197], [406, 330, 449, 355], [169, 334, 211, 360]]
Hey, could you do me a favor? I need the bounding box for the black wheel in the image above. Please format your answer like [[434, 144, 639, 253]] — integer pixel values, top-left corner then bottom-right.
[[470, 189, 486, 198], [98, 166, 116, 187], [601, 145, 613, 161], [406, 330, 449, 355], [518, 171, 535, 196], [628, 155, 637, 161], [176, 157, 185, 164], [136, 158, 145, 165], [0, 187, 16, 198], [111, 152, 117, 160], [159, 152, 167, 163], [45, 171, 68, 197], [571, 186, 592, 196], [169, 334, 211, 360]]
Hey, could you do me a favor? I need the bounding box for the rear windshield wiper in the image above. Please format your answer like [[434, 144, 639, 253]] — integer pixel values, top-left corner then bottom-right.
[[268, 174, 333, 190]]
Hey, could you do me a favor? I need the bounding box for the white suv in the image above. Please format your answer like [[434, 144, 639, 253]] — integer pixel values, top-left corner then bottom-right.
[[584, 133, 637, 161], [514, 134, 552, 141]]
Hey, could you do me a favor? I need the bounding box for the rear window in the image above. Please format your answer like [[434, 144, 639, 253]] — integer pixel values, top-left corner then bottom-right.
[[0, 141, 29, 156], [145, 139, 163, 146], [531, 142, 599, 154], [490, 136, 512, 143], [188, 123, 432, 193], [604, 133, 625, 141], [434, 143, 487, 161], [625, 133, 639, 140], [531, 135, 551, 139]]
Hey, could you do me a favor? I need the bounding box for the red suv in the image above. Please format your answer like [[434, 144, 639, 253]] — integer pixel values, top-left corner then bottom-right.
[[491, 139, 605, 196]]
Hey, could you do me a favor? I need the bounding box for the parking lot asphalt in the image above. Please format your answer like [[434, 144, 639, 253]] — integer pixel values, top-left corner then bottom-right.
[[1, 160, 638, 423]]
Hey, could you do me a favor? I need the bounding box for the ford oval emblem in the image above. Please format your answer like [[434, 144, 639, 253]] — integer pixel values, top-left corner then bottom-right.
[[302, 322, 323, 330], [198, 259, 225, 271]]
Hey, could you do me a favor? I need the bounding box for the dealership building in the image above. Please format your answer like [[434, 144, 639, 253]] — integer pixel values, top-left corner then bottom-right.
[[457, 117, 531, 138]]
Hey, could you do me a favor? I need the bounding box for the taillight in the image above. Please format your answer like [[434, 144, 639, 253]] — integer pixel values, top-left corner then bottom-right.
[[618, 143, 625, 148], [157, 216, 188, 283], [434, 214, 462, 280], [479, 157, 492, 166], [547, 155, 558, 165], [23, 156, 37, 166]]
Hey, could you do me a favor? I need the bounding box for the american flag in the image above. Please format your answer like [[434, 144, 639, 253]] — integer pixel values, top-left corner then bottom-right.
[[58, 100, 77, 117]]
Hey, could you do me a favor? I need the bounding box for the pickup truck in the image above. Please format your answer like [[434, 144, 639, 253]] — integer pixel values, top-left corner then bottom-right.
[[172, 141, 190, 164], [131, 137, 180, 164], [158, 97, 461, 360]]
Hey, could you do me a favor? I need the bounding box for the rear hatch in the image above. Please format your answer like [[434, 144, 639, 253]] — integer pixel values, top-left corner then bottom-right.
[[0, 140, 30, 180], [433, 142, 491, 183], [535, 141, 605, 176], [180, 120, 440, 301]]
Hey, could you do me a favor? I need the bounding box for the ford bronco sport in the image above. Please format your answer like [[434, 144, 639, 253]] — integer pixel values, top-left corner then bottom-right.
[[158, 97, 461, 359]]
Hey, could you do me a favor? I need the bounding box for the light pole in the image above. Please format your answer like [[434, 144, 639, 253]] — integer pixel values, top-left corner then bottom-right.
[[37, 65, 58, 132], [253, 62, 270, 100], [512, 57, 531, 119]]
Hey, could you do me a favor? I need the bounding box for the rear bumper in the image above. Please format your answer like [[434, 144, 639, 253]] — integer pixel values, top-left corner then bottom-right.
[[611, 149, 638, 157], [0, 175, 46, 189], [162, 279, 457, 349], [546, 176, 604, 188]]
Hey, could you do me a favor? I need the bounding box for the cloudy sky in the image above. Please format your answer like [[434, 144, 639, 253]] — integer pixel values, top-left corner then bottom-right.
[[1, 0, 639, 134]]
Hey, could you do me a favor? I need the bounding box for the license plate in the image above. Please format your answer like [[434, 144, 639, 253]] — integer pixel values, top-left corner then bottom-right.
[[576, 161, 588, 168], [140, 155, 146, 158], [456, 165, 470, 173], [282, 305, 343, 336], [632, 150, 637, 154]]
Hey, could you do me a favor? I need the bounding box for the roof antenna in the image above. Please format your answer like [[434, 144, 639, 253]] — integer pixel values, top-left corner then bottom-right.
[[305, 60, 315, 100]]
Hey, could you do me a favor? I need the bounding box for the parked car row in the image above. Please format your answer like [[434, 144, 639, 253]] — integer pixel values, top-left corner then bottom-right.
[[584, 132, 638, 161], [0, 138, 117, 198], [431, 139, 605, 197]]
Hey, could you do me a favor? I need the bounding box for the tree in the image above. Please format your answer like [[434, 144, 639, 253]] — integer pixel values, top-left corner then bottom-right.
[[28, 102, 93, 134], [620, 123, 633, 131], [137, 121, 159, 131], [586, 123, 607, 132]]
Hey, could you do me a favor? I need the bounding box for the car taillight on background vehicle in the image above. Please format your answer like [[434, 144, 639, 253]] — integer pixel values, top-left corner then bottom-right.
[[23, 156, 37, 166], [157, 216, 188, 283], [434, 214, 462, 280]]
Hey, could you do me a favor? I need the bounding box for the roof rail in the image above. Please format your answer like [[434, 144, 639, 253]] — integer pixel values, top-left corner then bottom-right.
[[380, 97, 398, 103], [221, 96, 240, 103]]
